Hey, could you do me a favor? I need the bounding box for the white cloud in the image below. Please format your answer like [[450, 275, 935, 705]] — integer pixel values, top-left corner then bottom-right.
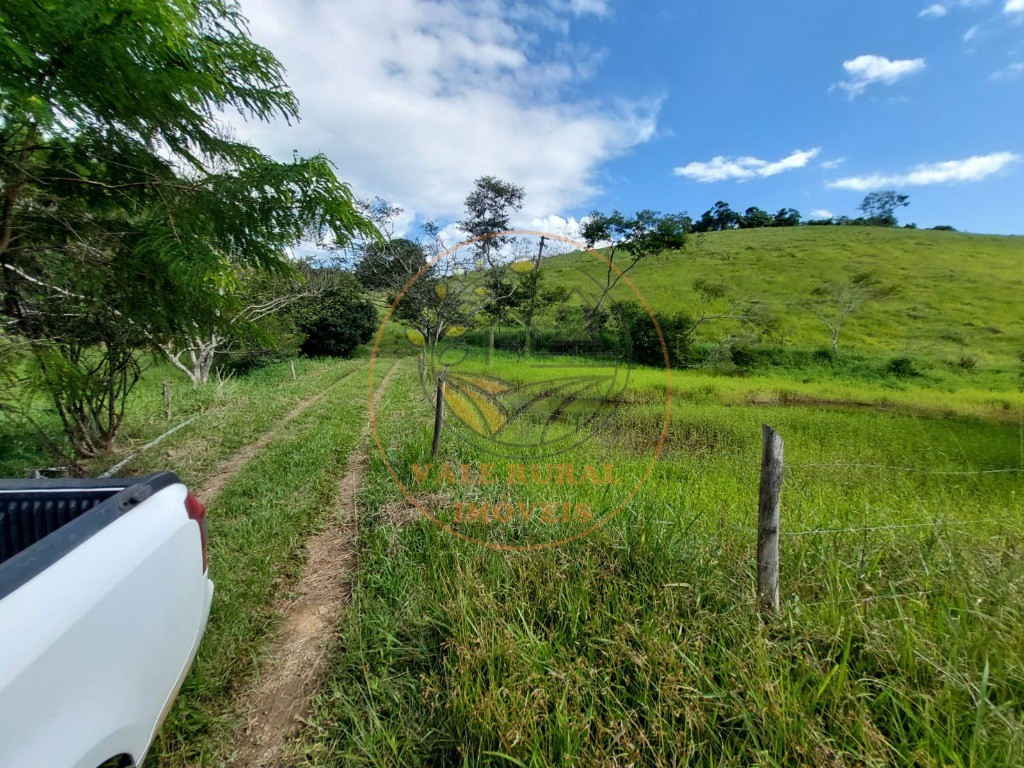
[[1006, 0, 1024, 13], [673, 148, 821, 183], [810, 209, 835, 219], [821, 158, 846, 170], [832, 55, 926, 98], [564, 0, 610, 16], [225, 0, 657, 225], [964, 23, 981, 40], [991, 61, 1024, 78], [921, 0, 993, 16], [525, 214, 590, 247], [828, 152, 1020, 191]]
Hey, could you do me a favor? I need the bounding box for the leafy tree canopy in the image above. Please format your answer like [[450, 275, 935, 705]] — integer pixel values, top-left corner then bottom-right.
[[457, 175, 525, 261], [0, 0, 377, 456], [858, 191, 910, 227], [293, 271, 377, 358], [0, 0, 377, 339], [740, 207, 774, 229], [356, 238, 428, 292]]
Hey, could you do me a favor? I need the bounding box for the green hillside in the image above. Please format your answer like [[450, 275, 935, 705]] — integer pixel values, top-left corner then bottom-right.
[[541, 226, 1024, 373]]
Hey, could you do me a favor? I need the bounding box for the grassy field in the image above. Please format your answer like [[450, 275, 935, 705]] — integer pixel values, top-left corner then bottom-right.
[[3, 228, 1023, 766], [541, 226, 1024, 379], [3, 344, 1022, 765], [282, 346, 1024, 767]]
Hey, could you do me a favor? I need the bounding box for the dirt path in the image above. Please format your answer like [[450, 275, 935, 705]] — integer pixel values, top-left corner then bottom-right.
[[196, 364, 363, 503], [225, 360, 400, 768]]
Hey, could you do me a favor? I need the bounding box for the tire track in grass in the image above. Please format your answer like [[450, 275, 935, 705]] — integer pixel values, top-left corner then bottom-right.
[[225, 359, 402, 768], [151, 360, 380, 768], [196, 363, 364, 503]]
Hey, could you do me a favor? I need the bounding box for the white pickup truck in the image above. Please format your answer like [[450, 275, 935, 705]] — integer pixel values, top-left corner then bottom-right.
[[0, 472, 213, 768]]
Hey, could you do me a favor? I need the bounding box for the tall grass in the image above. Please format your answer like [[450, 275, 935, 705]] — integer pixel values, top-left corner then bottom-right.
[[293, 351, 1024, 766]]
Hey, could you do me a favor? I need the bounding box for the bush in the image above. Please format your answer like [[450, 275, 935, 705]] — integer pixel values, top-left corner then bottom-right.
[[730, 345, 758, 370], [293, 272, 377, 358], [224, 316, 302, 374], [885, 356, 920, 378], [614, 301, 698, 368]]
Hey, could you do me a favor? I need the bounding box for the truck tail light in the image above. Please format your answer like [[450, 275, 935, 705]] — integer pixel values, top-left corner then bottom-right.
[[185, 492, 208, 573]]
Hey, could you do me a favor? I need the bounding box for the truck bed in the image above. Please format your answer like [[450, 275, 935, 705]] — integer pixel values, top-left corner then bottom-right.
[[0, 473, 177, 600], [0, 471, 211, 767]]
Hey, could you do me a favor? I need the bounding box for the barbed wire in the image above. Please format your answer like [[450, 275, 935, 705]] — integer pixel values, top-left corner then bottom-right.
[[786, 462, 1024, 476], [779, 518, 1010, 537], [795, 589, 938, 608], [741, 517, 1016, 538]]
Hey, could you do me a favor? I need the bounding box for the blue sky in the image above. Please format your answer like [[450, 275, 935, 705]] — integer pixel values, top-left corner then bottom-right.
[[234, 0, 1024, 238]]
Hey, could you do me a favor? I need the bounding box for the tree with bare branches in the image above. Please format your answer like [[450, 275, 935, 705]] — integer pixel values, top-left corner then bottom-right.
[[800, 273, 894, 354]]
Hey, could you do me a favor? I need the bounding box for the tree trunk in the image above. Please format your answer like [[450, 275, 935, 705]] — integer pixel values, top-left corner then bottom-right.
[[161, 334, 221, 385]]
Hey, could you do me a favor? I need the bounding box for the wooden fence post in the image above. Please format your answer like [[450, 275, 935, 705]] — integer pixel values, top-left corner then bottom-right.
[[758, 424, 783, 612], [290, 359, 297, 381], [163, 381, 171, 420], [431, 365, 449, 458]]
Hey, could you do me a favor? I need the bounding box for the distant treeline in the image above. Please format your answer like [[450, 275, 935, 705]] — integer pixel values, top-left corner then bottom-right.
[[689, 192, 955, 233]]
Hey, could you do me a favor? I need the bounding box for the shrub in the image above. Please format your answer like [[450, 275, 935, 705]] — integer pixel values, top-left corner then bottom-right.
[[885, 356, 920, 378], [224, 314, 302, 374], [730, 345, 758, 370], [614, 301, 698, 368], [293, 272, 377, 358]]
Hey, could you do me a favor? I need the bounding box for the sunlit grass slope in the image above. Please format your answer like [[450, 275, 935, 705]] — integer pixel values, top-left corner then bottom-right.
[[542, 226, 1024, 369]]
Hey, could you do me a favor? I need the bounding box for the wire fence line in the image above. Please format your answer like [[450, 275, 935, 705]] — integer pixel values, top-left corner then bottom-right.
[[754, 423, 1024, 614], [772, 459, 1022, 536], [795, 589, 939, 608], [743, 518, 1012, 538], [779, 518, 1012, 537], [786, 462, 1024, 476]]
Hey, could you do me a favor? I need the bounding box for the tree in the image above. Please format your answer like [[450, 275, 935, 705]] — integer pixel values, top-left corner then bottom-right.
[[356, 238, 428, 292], [772, 208, 802, 227], [293, 271, 376, 358], [740, 207, 774, 229], [858, 191, 910, 227], [509, 237, 569, 357], [581, 209, 688, 313], [0, 0, 375, 457], [800, 272, 893, 353], [457, 176, 526, 256], [694, 201, 741, 232], [386, 221, 472, 383], [456, 176, 525, 363], [612, 279, 747, 368], [160, 262, 341, 385]]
